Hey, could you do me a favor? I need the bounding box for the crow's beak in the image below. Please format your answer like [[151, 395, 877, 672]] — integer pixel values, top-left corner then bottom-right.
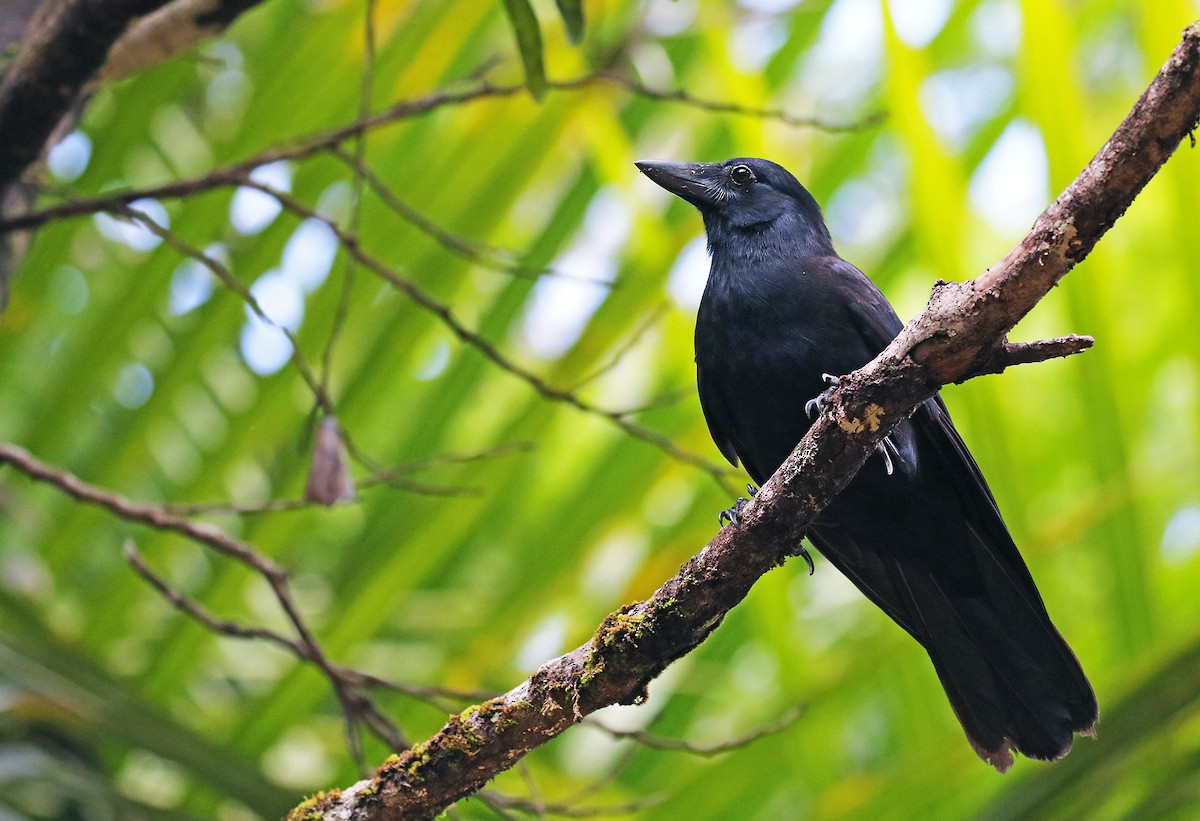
[[635, 160, 720, 207]]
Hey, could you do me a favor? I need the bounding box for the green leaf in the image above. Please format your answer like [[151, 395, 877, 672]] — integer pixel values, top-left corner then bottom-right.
[[502, 0, 547, 100], [555, 0, 584, 43]]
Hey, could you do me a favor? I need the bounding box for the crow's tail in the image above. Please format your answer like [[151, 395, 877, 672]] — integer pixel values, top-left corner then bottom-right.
[[810, 523, 1097, 771]]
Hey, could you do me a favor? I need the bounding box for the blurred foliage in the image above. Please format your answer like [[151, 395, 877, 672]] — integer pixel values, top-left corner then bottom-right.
[[1, 0, 1200, 819]]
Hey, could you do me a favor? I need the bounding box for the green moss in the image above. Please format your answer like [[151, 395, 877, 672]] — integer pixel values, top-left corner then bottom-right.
[[387, 740, 433, 785], [287, 789, 342, 821], [579, 604, 656, 690], [579, 650, 605, 688], [597, 605, 649, 648]]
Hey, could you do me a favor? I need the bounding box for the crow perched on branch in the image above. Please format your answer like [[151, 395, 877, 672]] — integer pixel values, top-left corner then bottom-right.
[[637, 157, 1097, 771]]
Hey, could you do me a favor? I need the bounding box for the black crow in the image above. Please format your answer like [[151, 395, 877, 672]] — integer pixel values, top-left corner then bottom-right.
[[636, 157, 1097, 771]]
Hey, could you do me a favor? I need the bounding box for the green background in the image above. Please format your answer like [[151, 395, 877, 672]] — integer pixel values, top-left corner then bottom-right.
[[2, 0, 1200, 818]]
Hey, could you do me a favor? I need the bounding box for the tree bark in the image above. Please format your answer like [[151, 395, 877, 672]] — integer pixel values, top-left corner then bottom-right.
[[0, 0, 272, 201], [0, 0, 172, 195], [287, 20, 1200, 821]]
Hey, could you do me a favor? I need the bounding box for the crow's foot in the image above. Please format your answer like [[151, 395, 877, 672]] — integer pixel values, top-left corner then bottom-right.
[[797, 544, 815, 575], [718, 485, 761, 528], [718, 497, 750, 527], [877, 436, 901, 476], [804, 373, 842, 419]]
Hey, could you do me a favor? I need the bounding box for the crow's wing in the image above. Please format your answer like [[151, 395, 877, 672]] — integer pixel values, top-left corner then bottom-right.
[[696, 361, 742, 468]]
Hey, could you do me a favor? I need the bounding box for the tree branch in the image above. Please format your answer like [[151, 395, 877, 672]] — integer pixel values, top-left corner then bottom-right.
[[0, 0, 175, 196], [99, 0, 270, 85], [286, 21, 1200, 821]]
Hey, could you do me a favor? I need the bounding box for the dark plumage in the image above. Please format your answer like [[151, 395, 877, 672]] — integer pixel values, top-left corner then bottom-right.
[[636, 157, 1097, 770]]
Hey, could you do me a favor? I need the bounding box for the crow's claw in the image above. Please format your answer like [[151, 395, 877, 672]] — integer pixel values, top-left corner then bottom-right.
[[718, 497, 750, 528], [798, 544, 815, 576], [746, 483, 759, 497], [877, 435, 901, 476], [804, 373, 843, 419]]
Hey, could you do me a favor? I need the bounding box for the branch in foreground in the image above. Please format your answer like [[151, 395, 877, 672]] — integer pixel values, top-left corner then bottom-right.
[[0, 0, 174, 196], [288, 21, 1200, 821]]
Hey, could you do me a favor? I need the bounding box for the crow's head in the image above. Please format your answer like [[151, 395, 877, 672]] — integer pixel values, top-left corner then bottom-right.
[[635, 157, 826, 234]]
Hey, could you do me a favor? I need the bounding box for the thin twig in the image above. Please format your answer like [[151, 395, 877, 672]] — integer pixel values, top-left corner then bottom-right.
[[316, 0, 378, 416], [475, 792, 521, 821], [559, 71, 885, 132], [366, 440, 534, 475], [516, 763, 547, 820], [959, 333, 1095, 382], [483, 791, 667, 818], [122, 539, 303, 653], [567, 302, 668, 391], [556, 745, 640, 805], [167, 441, 534, 514], [325, 146, 607, 284], [163, 497, 337, 516], [117, 203, 333, 416], [587, 704, 805, 757], [0, 442, 286, 576]]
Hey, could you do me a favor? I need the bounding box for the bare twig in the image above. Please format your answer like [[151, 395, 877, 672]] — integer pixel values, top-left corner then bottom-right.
[[560, 71, 885, 132], [327, 145, 596, 283], [515, 765, 547, 820], [163, 497, 331, 516], [357, 440, 535, 486], [315, 0, 377, 418], [567, 302, 668, 391], [166, 440, 534, 514], [587, 704, 805, 757], [122, 538, 303, 652], [611, 389, 690, 417], [483, 791, 667, 818], [0, 442, 286, 576], [117, 203, 333, 415], [961, 333, 1095, 382]]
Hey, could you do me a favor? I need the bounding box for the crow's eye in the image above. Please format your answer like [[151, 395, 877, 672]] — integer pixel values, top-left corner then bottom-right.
[[730, 165, 754, 186]]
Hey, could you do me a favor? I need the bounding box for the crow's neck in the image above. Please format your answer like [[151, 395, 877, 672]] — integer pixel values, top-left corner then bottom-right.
[[704, 210, 836, 273]]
